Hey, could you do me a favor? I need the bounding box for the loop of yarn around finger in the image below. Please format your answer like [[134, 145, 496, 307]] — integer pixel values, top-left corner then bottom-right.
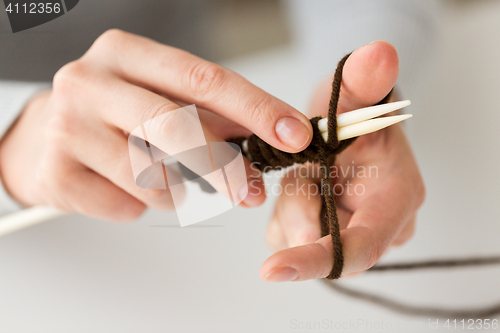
[[228, 53, 359, 279]]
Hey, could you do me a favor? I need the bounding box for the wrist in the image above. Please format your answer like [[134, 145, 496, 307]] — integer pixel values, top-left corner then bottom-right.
[[0, 90, 51, 206]]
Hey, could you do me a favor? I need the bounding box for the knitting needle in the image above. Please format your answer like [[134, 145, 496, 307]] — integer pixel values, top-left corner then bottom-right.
[[243, 100, 412, 155], [0, 206, 66, 237], [0, 100, 412, 237], [318, 99, 412, 141], [323, 114, 412, 142], [318, 100, 411, 132]]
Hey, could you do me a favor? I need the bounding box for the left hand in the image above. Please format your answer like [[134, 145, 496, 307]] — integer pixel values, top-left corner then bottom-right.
[[260, 41, 426, 282]]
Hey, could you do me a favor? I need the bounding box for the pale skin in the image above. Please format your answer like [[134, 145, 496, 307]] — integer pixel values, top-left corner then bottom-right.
[[0, 31, 424, 280], [260, 41, 425, 281], [0, 29, 314, 218]]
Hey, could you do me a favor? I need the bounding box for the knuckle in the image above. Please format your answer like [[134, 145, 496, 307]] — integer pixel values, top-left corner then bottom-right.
[[246, 95, 275, 127], [353, 226, 385, 272], [363, 240, 384, 271], [44, 113, 76, 147], [149, 106, 197, 144], [186, 61, 225, 98], [295, 232, 317, 246], [140, 101, 176, 129], [91, 29, 127, 53], [36, 155, 67, 194], [152, 107, 178, 135], [53, 60, 87, 95], [100, 28, 127, 42]]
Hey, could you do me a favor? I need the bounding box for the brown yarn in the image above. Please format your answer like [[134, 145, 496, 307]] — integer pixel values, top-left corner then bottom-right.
[[325, 280, 500, 319], [229, 53, 389, 279], [224, 52, 500, 318], [324, 255, 500, 319], [229, 53, 354, 279]]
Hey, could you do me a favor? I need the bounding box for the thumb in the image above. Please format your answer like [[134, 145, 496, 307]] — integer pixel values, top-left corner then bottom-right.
[[309, 41, 399, 117]]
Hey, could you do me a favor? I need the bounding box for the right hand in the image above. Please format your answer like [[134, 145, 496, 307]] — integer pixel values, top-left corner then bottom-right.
[[0, 29, 313, 221], [260, 42, 425, 281]]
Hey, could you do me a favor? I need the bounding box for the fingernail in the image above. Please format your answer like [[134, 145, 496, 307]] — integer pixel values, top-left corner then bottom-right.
[[238, 178, 262, 207], [264, 267, 298, 282], [275, 117, 310, 150]]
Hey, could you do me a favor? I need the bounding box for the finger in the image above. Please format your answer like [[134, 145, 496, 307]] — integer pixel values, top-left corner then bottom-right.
[[169, 100, 253, 140], [260, 184, 414, 281], [134, 88, 266, 207], [308, 41, 399, 117], [190, 105, 253, 140], [65, 77, 265, 207], [58, 119, 177, 211], [339, 41, 399, 113], [85, 29, 313, 152], [272, 166, 323, 248], [267, 166, 352, 251], [68, 169, 147, 222], [39, 154, 146, 222]]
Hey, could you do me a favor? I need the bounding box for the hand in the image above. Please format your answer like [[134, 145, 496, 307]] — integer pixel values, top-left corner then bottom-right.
[[0, 29, 313, 221], [260, 41, 425, 281]]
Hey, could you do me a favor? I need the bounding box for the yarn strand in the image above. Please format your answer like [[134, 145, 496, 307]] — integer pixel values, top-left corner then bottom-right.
[[225, 52, 500, 318]]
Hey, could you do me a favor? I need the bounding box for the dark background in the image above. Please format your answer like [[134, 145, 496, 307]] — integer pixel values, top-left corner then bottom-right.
[[0, 0, 289, 81]]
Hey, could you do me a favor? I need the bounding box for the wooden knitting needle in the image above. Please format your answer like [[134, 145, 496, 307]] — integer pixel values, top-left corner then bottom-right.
[[330, 114, 412, 142], [318, 100, 412, 141], [0, 100, 412, 237], [0, 206, 66, 237], [318, 100, 411, 131], [243, 100, 412, 155]]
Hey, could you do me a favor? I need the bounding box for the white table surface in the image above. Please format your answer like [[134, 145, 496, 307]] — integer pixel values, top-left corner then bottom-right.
[[1, 2, 500, 332]]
